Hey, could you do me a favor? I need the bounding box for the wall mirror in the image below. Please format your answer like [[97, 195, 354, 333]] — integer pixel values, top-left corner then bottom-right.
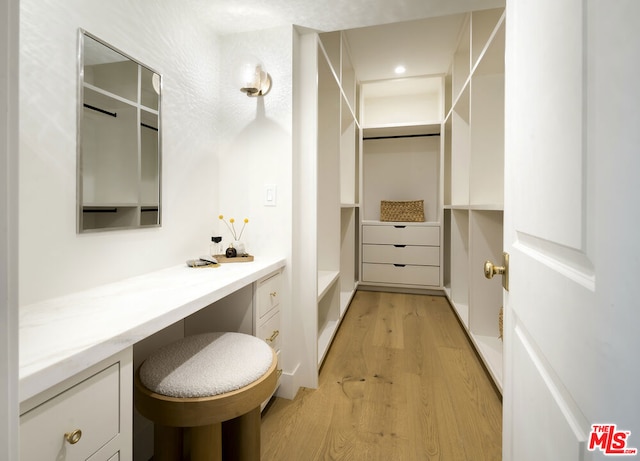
[[77, 30, 161, 232]]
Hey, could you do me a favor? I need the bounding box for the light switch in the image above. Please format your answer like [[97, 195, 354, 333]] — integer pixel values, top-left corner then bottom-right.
[[264, 184, 277, 206]]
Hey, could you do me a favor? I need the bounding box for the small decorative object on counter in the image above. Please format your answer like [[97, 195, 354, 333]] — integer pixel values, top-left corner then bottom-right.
[[210, 236, 222, 256], [219, 214, 249, 256], [225, 244, 237, 258]]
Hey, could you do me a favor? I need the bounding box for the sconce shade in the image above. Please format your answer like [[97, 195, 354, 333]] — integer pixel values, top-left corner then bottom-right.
[[237, 56, 272, 96]]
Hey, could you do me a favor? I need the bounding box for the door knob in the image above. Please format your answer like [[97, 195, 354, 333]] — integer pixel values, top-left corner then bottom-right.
[[484, 252, 509, 291]]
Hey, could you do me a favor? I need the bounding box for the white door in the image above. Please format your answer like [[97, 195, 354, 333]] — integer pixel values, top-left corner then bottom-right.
[[503, 1, 640, 460]]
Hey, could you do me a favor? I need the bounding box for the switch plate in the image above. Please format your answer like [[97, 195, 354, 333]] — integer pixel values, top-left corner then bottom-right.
[[264, 184, 277, 206]]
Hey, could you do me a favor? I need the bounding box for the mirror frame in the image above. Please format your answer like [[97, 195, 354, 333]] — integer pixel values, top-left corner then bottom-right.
[[77, 29, 162, 233]]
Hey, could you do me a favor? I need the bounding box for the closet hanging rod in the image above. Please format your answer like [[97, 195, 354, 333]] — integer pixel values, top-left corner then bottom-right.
[[83, 207, 118, 213], [141, 123, 158, 132], [363, 132, 440, 141], [83, 103, 117, 118]]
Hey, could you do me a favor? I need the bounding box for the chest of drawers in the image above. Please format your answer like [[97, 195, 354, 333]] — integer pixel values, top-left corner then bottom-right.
[[362, 223, 441, 288], [254, 269, 283, 407]]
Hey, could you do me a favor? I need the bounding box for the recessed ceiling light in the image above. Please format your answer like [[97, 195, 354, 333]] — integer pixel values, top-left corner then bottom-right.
[[394, 65, 406, 74]]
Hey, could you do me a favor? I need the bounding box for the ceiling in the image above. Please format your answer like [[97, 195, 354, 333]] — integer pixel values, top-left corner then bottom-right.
[[344, 14, 467, 82], [201, 0, 503, 85]]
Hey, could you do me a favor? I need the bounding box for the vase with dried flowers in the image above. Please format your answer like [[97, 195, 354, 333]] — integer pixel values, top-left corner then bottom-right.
[[219, 215, 249, 257]]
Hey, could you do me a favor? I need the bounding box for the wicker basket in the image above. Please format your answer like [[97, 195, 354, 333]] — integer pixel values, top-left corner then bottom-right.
[[380, 200, 425, 222]]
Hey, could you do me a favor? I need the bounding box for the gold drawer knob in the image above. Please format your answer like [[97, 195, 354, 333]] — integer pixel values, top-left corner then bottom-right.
[[270, 291, 277, 297], [266, 330, 280, 343], [65, 429, 82, 445]]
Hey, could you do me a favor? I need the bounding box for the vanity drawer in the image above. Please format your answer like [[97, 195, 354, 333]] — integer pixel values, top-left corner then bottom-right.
[[363, 244, 439, 266], [256, 271, 282, 319], [362, 263, 440, 287], [257, 309, 281, 353], [20, 363, 121, 461], [363, 225, 439, 246]]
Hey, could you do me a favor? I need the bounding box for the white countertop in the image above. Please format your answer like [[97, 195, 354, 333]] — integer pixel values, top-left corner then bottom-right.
[[19, 256, 286, 402]]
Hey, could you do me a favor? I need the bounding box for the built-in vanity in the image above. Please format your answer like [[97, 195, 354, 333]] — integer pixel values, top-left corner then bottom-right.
[[19, 257, 285, 460]]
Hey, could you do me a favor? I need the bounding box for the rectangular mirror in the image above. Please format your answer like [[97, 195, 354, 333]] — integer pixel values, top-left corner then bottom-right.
[[78, 30, 161, 232]]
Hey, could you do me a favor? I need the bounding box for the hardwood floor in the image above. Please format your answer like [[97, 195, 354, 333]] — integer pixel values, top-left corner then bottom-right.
[[261, 290, 502, 460]]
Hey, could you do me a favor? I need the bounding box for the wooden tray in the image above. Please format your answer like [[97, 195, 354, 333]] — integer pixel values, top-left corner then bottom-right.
[[214, 254, 254, 263]]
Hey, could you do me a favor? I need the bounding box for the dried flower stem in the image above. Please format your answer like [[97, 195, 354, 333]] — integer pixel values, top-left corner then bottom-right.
[[218, 215, 249, 241]]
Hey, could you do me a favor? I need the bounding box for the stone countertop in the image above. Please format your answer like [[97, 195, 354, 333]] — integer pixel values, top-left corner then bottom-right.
[[19, 256, 286, 402]]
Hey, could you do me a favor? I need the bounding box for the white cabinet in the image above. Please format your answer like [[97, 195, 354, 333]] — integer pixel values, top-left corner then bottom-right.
[[255, 270, 282, 357], [362, 223, 440, 288], [443, 8, 505, 391], [20, 348, 132, 461], [255, 270, 283, 408]]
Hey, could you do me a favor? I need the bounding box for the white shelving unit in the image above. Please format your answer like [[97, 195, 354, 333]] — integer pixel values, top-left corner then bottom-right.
[[294, 30, 361, 381], [359, 76, 444, 290], [443, 8, 506, 391], [294, 8, 505, 391]]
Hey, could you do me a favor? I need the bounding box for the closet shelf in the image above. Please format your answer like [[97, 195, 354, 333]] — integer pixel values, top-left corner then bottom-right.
[[361, 219, 440, 226], [363, 122, 441, 139], [444, 204, 504, 211], [470, 333, 503, 393], [318, 270, 340, 301]]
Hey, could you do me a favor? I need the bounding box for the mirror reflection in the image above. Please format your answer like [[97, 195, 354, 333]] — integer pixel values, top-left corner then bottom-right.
[[78, 30, 161, 232]]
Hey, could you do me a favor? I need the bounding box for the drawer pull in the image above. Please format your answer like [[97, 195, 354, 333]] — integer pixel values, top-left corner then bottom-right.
[[277, 368, 283, 378], [266, 330, 280, 343], [393, 244, 406, 248], [393, 225, 407, 228], [65, 429, 82, 445], [270, 291, 277, 297], [393, 264, 406, 267]]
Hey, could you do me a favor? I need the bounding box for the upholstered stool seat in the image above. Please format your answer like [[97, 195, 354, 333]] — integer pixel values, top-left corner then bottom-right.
[[134, 332, 278, 461]]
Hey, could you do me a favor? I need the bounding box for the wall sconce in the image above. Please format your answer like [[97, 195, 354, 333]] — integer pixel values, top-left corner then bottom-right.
[[236, 56, 272, 97]]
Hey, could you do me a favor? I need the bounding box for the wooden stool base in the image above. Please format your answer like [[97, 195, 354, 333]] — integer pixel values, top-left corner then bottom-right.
[[191, 423, 222, 461], [222, 407, 261, 461]]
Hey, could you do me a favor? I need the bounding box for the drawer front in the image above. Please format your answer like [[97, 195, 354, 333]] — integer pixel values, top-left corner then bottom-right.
[[363, 225, 439, 246], [363, 244, 439, 266], [20, 363, 120, 461], [257, 309, 281, 353], [362, 263, 440, 287], [256, 271, 282, 319]]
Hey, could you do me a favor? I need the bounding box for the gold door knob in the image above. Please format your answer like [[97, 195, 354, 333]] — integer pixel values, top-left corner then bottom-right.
[[65, 429, 82, 445], [484, 252, 509, 291], [484, 261, 505, 278]]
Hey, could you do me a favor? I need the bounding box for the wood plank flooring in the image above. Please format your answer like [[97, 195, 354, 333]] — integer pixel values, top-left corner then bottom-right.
[[261, 291, 502, 461]]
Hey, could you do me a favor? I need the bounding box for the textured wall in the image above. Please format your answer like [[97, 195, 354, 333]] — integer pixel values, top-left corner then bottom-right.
[[19, 0, 221, 304], [216, 27, 293, 259], [215, 26, 296, 395]]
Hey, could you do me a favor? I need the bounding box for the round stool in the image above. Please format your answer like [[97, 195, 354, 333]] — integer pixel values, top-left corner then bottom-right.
[[134, 332, 278, 461]]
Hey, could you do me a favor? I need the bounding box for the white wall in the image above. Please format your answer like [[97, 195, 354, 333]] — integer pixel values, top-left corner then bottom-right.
[[216, 27, 292, 260], [19, 0, 221, 305], [20, 0, 300, 398], [216, 26, 296, 396]]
